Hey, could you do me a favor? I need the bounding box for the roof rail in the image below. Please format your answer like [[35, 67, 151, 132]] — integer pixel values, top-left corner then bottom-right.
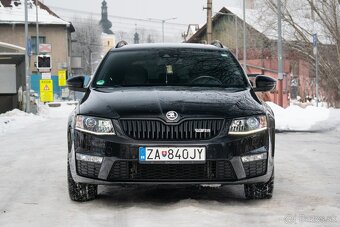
[[115, 40, 128, 48], [211, 40, 224, 48]]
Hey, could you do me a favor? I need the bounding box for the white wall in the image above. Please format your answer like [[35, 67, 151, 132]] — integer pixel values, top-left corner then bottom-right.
[[0, 64, 16, 94]]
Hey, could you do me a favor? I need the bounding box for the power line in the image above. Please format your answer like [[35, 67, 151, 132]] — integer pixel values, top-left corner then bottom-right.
[[49, 5, 188, 26], [48, 5, 187, 42]]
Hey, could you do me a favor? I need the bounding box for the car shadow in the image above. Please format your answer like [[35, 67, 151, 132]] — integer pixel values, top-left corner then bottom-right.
[[96, 184, 257, 208]]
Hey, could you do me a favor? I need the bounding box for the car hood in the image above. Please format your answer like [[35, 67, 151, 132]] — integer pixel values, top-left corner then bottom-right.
[[79, 86, 266, 119]]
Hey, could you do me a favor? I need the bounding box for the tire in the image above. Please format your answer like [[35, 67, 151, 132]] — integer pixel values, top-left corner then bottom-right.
[[244, 171, 274, 200], [67, 164, 98, 202]]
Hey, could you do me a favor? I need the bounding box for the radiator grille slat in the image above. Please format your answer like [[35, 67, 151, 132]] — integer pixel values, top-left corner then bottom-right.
[[120, 119, 224, 140]]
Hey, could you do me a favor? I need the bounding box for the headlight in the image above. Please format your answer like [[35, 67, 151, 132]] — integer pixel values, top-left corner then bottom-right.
[[229, 115, 267, 135], [75, 115, 116, 135]]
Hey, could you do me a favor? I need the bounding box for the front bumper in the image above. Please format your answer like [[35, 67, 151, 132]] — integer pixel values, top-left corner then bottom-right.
[[68, 129, 274, 185]]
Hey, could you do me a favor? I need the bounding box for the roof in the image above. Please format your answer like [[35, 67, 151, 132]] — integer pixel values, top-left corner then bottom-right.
[[109, 43, 229, 52], [188, 6, 331, 45], [0, 0, 74, 31]]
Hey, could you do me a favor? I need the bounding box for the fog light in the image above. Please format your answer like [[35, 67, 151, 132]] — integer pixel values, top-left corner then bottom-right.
[[241, 153, 267, 163], [76, 153, 103, 163]]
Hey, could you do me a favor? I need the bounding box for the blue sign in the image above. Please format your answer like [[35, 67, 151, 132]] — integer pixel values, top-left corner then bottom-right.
[[27, 38, 32, 56], [312, 34, 318, 47]]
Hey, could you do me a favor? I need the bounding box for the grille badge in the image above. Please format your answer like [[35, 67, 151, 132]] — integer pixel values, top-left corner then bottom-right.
[[195, 129, 211, 133], [166, 111, 179, 121]]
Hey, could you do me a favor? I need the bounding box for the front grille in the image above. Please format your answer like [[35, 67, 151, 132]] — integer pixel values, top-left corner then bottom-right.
[[120, 119, 224, 140], [107, 161, 236, 181], [76, 160, 101, 178], [135, 163, 207, 180], [243, 159, 267, 178]]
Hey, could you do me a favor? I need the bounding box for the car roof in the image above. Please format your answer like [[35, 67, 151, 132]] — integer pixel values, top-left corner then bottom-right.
[[109, 43, 229, 52]]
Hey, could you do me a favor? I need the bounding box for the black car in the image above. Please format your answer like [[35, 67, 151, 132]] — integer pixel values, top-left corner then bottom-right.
[[67, 42, 276, 202]]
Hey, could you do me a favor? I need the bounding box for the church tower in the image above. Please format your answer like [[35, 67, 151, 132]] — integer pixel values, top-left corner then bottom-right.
[[99, 0, 116, 56], [99, 0, 113, 34]]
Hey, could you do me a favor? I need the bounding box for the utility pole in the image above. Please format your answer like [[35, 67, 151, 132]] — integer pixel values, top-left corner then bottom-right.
[[277, 0, 284, 107], [24, 0, 31, 113], [235, 15, 238, 60], [148, 18, 177, 43], [243, 0, 247, 70], [312, 0, 319, 107], [313, 34, 319, 107], [162, 20, 165, 43], [206, 0, 213, 43], [35, 0, 39, 55], [89, 49, 92, 75]]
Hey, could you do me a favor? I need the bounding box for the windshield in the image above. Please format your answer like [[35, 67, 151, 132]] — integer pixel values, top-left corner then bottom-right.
[[93, 48, 248, 88]]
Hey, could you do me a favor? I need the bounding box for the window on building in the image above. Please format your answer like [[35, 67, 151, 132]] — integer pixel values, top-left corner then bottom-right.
[[31, 36, 46, 54]]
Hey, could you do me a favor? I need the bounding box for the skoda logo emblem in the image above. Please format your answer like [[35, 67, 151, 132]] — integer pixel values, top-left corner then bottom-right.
[[166, 111, 179, 121]]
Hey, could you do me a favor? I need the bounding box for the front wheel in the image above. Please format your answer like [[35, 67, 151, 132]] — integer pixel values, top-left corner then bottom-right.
[[67, 164, 98, 202], [244, 171, 274, 200]]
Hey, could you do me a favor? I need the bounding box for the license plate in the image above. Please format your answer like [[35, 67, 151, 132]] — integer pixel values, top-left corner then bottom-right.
[[139, 147, 206, 163]]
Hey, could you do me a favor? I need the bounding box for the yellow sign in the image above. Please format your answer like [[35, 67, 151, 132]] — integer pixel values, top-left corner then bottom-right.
[[40, 79, 54, 102], [58, 69, 67, 86]]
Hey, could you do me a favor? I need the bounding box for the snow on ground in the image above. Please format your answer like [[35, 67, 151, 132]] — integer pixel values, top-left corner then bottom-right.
[[0, 102, 75, 136], [267, 102, 340, 132], [1, 112, 339, 226], [0, 109, 45, 136]]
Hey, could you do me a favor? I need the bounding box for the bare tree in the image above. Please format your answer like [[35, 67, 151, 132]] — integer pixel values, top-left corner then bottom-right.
[[72, 17, 102, 75], [264, 0, 340, 106]]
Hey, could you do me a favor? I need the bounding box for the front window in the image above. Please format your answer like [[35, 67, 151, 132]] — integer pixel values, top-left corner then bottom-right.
[[93, 48, 248, 88]]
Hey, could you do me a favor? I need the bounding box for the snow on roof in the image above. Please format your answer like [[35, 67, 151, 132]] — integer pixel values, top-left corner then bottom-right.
[[224, 6, 332, 45], [0, 0, 71, 26]]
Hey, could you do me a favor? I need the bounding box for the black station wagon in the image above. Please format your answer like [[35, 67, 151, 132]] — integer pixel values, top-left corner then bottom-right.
[[66, 41, 276, 201]]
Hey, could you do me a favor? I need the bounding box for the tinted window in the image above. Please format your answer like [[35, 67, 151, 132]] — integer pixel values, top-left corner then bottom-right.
[[93, 48, 248, 88]]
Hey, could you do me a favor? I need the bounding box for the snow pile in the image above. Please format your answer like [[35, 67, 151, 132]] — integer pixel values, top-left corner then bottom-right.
[[0, 108, 45, 135], [37, 102, 76, 119], [267, 102, 340, 132], [0, 102, 76, 135]]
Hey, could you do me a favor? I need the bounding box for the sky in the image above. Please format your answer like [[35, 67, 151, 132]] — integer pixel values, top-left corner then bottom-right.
[[43, 0, 242, 25]]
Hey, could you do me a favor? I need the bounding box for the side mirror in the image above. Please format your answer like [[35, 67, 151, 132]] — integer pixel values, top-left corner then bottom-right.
[[67, 76, 87, 92], [253, 75, 276, 92]]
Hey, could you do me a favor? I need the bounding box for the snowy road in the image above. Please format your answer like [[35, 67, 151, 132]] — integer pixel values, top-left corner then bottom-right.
[[0, 108, 339, 227]]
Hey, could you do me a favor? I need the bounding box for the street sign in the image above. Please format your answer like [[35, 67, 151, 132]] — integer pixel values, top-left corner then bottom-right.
[[312, 33, 317, 47], [312, 34, 318, 55], [58, 69, 67, 86], [37, 55, 52, 72], [39, 43, 52, 53], [40, 79, 54, 102], [41, 72, 51, 80]]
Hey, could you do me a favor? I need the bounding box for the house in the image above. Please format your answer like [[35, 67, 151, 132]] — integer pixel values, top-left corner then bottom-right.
[[187, 6, 325, 107], [0, 0, 74, 113]]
